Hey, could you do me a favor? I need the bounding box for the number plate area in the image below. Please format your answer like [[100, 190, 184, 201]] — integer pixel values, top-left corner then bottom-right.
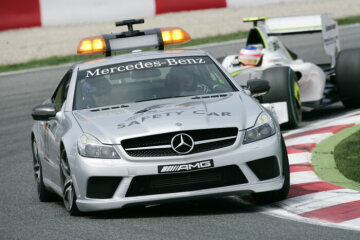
[[158, 160, 214, 174]]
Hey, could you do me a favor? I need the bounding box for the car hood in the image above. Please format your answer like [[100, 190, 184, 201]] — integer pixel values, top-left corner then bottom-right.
[[73, 93, 262, 144]]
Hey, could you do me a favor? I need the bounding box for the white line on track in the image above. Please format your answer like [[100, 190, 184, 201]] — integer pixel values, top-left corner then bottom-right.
[[0, 63, 73, 77], [282, 110, 360, 138], [322, 116, 360, 126], [342, 218, 360, 227], [279, 189, 360, 214], [263, 206, 360, 232], [288, 152, 312, 165], [290, 171, 322, 185]]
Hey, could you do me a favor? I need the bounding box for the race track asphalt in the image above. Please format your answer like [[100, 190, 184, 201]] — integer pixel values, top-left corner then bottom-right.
[[0, 25, 360, 240]]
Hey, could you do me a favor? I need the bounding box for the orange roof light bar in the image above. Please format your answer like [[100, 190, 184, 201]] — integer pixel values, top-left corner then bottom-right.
[[76, 21, 192, 55], [161, 27, 191, 45], [77, 36, 106, 55]]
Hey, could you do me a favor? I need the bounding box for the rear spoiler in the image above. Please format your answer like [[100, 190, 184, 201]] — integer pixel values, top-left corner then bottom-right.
[[264, 14, 340, 67]]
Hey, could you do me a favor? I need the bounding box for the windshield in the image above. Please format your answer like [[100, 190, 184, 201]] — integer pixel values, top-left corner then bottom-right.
[[74, 56, 236, 110]]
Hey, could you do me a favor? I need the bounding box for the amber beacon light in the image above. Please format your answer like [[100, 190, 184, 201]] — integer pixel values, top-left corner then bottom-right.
[[77, 36, 106, 55], [161, 27, 191, 45]]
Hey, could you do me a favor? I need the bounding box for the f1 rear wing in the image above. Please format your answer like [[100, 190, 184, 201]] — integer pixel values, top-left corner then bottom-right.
[[264, 14, 340, 67]]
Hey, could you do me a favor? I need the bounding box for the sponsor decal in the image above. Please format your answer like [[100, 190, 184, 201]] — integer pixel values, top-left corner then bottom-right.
[[117, 110, 231, 128], [324, 36, 337, 45], [325, 24, 336, 32], [158, 160, 214, 173], [78, 57, 209, 79]]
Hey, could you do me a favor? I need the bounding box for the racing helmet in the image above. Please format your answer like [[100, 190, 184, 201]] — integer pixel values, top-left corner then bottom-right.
[[238, 46, 263, 66]]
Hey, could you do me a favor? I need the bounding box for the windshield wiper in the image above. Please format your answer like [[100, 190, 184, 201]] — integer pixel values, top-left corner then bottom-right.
[[135, 95, 190, 103]]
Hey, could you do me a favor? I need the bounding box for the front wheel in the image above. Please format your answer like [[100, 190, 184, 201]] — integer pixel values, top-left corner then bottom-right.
[[60, 148, 81, 216], [252, 136, 290, 204], [31, 139, 57, 202], [262, 66, 302, 129]]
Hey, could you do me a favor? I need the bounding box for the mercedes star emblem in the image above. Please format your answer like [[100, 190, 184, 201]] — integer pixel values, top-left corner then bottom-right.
[[171, 133, 195, 154]]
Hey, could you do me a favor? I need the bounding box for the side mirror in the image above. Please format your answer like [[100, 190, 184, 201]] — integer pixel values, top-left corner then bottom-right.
[[31, 103, 58, 121], [247, 79, 270, 97]]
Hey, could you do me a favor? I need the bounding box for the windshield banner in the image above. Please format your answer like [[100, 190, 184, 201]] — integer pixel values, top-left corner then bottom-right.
[[78, 57, 211, 79]]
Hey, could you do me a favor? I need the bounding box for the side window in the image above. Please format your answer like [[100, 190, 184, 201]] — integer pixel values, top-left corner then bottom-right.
[[53, 70, 72, 110]]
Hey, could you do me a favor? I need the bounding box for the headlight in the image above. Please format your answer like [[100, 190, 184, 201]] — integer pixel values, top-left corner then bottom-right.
[[78, 133, 120, 159], [243, 112, 276, 144]]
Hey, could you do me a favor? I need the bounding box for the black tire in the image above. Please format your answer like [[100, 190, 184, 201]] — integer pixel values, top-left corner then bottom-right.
[[60, 148, 81, 216], [335, 48, 360, 109], [31, 139, 57, 202], [262, 66, 302, 129], [252, 136, 290, 204]]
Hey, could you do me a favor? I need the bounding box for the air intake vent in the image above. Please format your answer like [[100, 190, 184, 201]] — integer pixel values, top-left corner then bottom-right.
[[86, 177, 122, 199], [126, 165, 247, 197], [90, 104, 129, 112], [191, 94, 228, 100], [247, 156, 280, 181]]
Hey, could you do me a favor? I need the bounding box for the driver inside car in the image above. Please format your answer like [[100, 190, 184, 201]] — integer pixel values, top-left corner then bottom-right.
[[169, 66, 212, 95], [232, 45, 263, 67], [81, 76, 112, 108]]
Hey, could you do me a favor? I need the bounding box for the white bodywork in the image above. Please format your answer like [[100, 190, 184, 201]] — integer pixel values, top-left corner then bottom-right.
[[222, 14, 339, 120], [223, 53, 326, 104]]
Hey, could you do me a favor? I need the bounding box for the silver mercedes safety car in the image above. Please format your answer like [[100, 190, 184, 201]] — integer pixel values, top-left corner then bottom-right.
[[31, 19, 289, 215]]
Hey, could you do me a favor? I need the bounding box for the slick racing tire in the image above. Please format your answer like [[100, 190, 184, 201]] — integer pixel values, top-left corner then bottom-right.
[[31, 138, 58, 202], [262, 66, 302, 129], [336, 48, 360, 109], [252, 136, 290, 204], [60, 148, 81, 216]]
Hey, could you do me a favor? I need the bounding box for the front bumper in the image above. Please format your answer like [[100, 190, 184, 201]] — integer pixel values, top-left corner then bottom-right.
[[69, 132, 284, 212]]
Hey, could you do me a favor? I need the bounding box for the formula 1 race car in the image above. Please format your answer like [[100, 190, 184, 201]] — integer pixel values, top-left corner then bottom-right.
[[222, 15, 360, 128], [31, 19, 289, 215]]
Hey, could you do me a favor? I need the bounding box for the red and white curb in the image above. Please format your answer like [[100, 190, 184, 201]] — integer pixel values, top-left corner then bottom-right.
[[264, 111, 360, 231]]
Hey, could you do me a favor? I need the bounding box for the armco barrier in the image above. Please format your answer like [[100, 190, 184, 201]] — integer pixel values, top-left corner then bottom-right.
[[1, 0, 301, 31]]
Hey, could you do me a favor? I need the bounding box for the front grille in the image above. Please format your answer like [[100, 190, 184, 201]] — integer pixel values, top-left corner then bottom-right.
[[121, 128, 238, 157], [125, 165, 248, 197]]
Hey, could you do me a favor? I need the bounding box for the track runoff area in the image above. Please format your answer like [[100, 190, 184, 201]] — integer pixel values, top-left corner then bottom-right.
[[259, 110, 360, 231]]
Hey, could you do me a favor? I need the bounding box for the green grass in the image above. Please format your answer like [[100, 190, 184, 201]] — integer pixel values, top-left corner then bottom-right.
[[312, 124, 360, 191], [337, 15, 360, 26], [174, 31, 248, 47], [1, 14, 360, 73], [334, 129, 360, 183], [0, 54, 102, 73], [0, 31, 248, 73]]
